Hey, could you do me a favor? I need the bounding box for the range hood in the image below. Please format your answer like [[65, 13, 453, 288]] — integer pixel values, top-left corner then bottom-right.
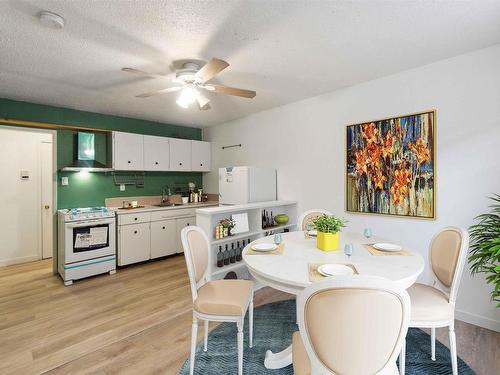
[[62, 132, 113, 172]]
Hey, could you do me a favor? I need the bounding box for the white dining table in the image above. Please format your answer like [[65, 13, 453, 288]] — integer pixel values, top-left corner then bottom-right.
[[243, 230, 424, 369]]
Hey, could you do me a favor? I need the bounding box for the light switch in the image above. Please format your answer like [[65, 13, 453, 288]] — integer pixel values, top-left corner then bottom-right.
[[120, 184, 126, 191], [61, 177, 69, 186]]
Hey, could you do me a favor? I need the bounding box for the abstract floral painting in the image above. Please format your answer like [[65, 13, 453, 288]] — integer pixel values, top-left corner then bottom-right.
[[346, 111, 435, 218]]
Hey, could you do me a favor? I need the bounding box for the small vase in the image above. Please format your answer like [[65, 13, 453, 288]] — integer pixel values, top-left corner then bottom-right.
[[317, 232, 339, 251]]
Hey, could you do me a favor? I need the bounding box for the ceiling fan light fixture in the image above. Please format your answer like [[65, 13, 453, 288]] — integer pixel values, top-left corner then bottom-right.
[[176, 87, 197, 109]]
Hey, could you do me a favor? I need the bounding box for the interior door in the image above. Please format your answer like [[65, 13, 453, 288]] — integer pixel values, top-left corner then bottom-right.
[[40, 140, 53, 259]]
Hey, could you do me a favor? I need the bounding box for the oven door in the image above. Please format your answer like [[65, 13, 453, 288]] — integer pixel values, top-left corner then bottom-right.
[[64, 218, 116, 264]]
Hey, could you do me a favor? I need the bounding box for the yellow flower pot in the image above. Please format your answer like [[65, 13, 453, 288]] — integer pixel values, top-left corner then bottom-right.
[[317, 232, 339, 251]]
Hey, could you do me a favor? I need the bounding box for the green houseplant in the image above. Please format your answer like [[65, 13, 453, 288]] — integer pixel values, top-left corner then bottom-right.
[[468, 194, 500, 307], [311, 215, 347, 251]]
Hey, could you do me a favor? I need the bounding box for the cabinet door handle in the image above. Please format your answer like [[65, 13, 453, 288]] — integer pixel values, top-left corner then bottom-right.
[[155, 162, 158, 165], [134, 230, 138, 234], [128, 161, 131, 164], [187, 223, 190, 226], [134, 217, 138, 221], [179, 162, 182, 166], [200, 163, 203, 166], [162, 226, 166, 229]]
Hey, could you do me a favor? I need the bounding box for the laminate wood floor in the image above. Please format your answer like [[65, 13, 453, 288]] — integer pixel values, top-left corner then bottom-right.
[[0, 256, 497, 375]]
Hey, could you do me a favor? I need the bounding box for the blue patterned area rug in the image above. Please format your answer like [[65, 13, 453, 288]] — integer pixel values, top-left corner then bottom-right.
[[179, 299, 474, 375]]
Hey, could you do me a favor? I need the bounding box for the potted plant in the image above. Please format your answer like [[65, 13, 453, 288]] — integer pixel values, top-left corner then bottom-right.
[[220, 218, 235, 237], [468, 194, 500, 307], [311, 215, 347, 251]]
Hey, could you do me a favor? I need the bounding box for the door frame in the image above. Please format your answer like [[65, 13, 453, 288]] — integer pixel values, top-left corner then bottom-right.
[[0, 125, 57, 270]]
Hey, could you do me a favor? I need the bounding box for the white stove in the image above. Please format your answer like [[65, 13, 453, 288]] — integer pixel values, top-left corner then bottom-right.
[[58, 207, 116, 285], [60, 206, 115, 222]]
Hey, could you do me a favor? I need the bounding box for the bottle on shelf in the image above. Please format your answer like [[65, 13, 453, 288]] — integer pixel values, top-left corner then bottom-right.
[[223, 244, 230, 265], [270, 211, 274, 226], [236, 241, 242, 262], [217, 246, 223, 268], [230, 243, 236, 263]]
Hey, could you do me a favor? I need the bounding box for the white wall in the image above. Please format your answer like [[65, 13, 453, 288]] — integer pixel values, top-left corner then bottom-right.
[[204, 44, 500, 331], [0, 127, 53, 266]]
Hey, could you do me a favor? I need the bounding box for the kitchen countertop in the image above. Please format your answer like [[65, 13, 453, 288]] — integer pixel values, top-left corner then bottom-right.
[[112, 201, 219, 215]]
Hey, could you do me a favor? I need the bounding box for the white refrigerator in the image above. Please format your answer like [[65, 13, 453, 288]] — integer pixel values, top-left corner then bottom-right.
[[219, 166, 277, 205]]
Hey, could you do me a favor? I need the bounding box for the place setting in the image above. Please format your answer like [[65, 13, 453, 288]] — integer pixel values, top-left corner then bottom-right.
[[358, 227, 411, 256], [245, 233, 285, 255]]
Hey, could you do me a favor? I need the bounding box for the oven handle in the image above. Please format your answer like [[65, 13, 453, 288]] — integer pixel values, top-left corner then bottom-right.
[[66, 219, 115, 228]]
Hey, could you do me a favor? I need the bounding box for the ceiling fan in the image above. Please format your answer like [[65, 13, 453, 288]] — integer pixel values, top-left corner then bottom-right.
[[122, 58, 256, 110]]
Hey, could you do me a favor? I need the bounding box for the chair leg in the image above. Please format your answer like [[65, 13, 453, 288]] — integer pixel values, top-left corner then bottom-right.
[[449, 324, 458, 375], [237, 319, 244, 375], [249, 299, 254, 348], [431, 327, 436, 361], [399, 338, 406, 375], [204, 320, 209, 352], [190, 316, 198, 375]]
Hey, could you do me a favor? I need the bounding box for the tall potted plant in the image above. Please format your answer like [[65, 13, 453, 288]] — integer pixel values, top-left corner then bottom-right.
[[468, 194, 500, 307], [311, 215, 347, 251]]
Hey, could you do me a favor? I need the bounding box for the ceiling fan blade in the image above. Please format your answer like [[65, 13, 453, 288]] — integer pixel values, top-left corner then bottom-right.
[[196, 92, 211, 110], [122, 67, 170, 79], [195, 58, 229, 83], [206, 84, 256, 98], [136, 86, 182, 98]]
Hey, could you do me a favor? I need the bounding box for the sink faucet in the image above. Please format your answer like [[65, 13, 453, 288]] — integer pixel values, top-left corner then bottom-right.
[[161, 185, 171, 205]]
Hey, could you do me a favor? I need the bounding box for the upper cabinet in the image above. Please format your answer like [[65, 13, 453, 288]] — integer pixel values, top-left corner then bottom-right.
[[191, 140, 211, 172], [144, 135, 170, 171], [169, 138, 192, 171], [112, 131, 210, 172], [113, 132, 144, 171]]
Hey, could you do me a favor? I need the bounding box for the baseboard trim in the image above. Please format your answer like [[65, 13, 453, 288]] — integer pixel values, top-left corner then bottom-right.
[[455, 309, 500, 333], [0, 255, 40, 267]]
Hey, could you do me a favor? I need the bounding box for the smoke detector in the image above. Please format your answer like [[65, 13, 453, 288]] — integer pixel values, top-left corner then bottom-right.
[[37, 11, 65, 29]]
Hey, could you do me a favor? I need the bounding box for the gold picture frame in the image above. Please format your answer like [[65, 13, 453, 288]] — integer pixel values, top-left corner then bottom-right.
[[345, 110, 436, 219]]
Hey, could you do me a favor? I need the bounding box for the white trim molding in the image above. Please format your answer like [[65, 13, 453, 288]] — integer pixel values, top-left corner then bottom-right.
[[455, 309, 500, 333]]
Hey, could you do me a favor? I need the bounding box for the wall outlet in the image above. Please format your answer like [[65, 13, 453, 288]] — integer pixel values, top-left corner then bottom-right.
[[120, 184, 126, 191], [61, 176, 69, 186]]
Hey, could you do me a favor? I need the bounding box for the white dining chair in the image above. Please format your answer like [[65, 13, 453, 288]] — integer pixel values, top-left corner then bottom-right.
[[399, 227, 469, 375], [293, 275, 410, 375], [181, 226, 254, 375], [298, 209, 333, 231]]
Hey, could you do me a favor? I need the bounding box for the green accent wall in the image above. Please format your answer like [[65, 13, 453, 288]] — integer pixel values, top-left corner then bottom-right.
[[0, 98, 203, 209]]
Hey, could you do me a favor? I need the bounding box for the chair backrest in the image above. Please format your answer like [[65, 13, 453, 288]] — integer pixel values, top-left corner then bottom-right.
[[296, 276, 410, 375], [298, 209, 333, 231], [428, 226, 469, 304], [181, 226, 211, 302]]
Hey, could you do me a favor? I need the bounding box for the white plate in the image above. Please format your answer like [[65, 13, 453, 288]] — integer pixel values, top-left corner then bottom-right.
[[307, 230, 317, 237], [251, 243, 278, 252], [373, 243, 403, 252], [317, 264, 355, 277]]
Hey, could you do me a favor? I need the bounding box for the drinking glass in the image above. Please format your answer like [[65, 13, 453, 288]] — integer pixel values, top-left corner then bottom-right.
[[274, 233, 283, 245], [363, 228, 372, 239], [344, 243, 354, 257]]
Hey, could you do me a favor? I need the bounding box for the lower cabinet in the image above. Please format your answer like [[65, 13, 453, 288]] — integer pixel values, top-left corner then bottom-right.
[[176, 216, 196, 254], [118, 222, 151, 266], [150, 219, 177, 259], [117, 212, 197, 265]]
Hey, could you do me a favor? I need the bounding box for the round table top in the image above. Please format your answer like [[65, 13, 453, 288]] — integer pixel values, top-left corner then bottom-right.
[[243, 231, 424, 295]]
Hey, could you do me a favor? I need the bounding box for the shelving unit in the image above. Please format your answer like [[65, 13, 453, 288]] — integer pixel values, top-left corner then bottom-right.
[[195, 200, 298, 281]]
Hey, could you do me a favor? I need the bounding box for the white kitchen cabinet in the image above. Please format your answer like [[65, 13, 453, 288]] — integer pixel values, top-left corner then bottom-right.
[[191, 140, 211, 172], [150, 219, 177, 258], [176, 216, 196, 253], [118, 222, 150, 265], [144, 135, 170, 171], [169, 138, 191, 171], [113, 132, 144, 171]]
